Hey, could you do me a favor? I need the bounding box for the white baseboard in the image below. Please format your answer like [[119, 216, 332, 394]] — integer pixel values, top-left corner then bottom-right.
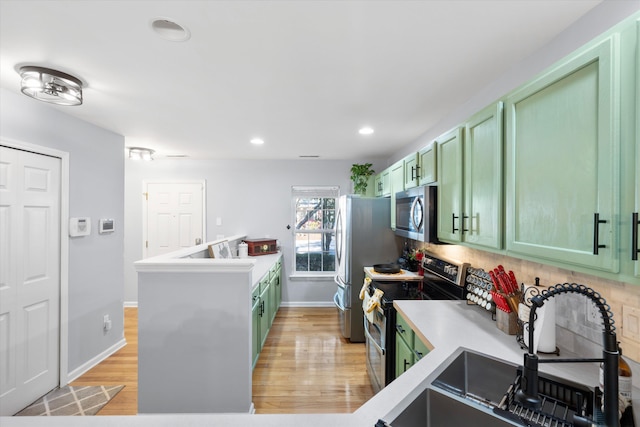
[[65, 338, 127, 384], [124, 301, 138, 308], [281, 301, 334, 308]]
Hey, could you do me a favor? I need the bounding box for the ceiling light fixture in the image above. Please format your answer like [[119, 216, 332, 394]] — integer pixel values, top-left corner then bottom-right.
[[128, 147, 155, 161], [358, 127, 374, 135], [151, 18, 191, 42], [19, 66, 83, 106], [250, 138, 265, 145]]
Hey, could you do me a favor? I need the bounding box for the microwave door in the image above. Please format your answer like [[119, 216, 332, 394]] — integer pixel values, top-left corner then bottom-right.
[[411, 197, 424, 232]]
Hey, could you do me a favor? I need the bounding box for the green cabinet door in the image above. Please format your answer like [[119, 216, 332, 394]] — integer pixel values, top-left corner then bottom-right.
[[259, 281, 270, 348], [418, 144, 436, 185], [251, 288, 260, 369], [268, 269, 278, 324], [403, 153, 420, 189], [463, 102, 504, 249], [505, 37, 618, 273], [413, 336, 430, 361], [390, 160, 405, 229], [395, 332, 414, 378], [436, 127, 464, 243]]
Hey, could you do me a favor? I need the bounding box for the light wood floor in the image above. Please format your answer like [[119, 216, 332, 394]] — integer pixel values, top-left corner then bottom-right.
[[71, 307, 374, 415]]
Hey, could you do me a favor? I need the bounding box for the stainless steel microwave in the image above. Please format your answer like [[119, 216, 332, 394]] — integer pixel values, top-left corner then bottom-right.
[[395, 185, 438, 242]]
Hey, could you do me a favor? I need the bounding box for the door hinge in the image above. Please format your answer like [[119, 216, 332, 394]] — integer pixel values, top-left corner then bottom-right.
[[145, 240, 148, 248], [143, 192, 148, 200]]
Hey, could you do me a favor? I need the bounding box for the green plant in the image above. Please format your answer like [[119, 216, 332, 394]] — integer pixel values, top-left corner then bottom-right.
[[350, 163, 375, 194]]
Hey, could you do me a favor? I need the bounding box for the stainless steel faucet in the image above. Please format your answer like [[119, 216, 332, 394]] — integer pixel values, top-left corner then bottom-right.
[[515, 283, 619, 427]]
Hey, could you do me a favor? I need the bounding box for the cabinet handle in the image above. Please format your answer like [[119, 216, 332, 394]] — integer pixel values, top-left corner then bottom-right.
[[461, 214, 469, 235], [593, 213, 607, 255], [403, 359, 411, 371], [396, 324, 405, 334], [452, 213, 459, 233], [632, 212, 639, 261], [411, 165, 421, 181], [415, 351, 423, 359]]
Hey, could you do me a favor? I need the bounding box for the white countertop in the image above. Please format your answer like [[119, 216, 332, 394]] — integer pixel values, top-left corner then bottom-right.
[[363, 266, 422, 281], [3, 300, 637, 426]]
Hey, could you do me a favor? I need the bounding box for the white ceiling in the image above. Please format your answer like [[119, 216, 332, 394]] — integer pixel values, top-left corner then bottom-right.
[[0, 0, 602, 160]]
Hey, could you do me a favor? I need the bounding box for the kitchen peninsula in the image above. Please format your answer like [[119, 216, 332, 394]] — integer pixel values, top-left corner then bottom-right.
[[133, 235, 281, 414]]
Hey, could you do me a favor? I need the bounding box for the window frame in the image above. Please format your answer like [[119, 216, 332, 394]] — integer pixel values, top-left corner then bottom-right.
[[290, 186, 339, 278]]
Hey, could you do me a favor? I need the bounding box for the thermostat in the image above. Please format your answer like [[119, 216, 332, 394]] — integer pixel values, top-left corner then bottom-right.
[[99, 219, 115, 234], [69, 217, 91, 237]]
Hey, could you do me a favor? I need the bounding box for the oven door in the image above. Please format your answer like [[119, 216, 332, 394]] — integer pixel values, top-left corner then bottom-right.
[[364, 310, 386, 393]]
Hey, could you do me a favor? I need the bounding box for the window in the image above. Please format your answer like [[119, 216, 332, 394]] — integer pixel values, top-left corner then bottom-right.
[[291, 186, 339, 275]]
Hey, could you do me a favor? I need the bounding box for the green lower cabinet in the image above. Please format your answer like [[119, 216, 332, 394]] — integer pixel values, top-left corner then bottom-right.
[[259, 282, 270, 349], [395, 332, 414, 377], [252, 256, 283, 370], [395, 312, 430, 378], [251, 288, 260, 369]]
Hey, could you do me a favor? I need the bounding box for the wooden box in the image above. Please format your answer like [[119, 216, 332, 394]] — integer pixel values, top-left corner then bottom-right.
[[245, 238, 278, 256]]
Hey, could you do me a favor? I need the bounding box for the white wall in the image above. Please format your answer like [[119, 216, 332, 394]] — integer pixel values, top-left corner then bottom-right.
[[124, 157, 387, 305], [0, 88, 125, 376]]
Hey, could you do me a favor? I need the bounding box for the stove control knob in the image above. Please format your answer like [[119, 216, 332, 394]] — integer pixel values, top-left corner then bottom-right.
[[449, 267, 458, 277]]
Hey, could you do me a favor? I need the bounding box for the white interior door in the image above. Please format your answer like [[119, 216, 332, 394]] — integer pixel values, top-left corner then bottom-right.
[[0, 146, 61, 415], [144, 181, 205, 258]]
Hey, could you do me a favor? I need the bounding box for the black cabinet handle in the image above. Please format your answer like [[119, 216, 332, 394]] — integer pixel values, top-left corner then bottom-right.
[[452, 213, 459, 233], [632, 212, 639, 261], [411, 165, 421, 181], [415, 351, 423, 359], [396, 324, 405, 334], [403, 359, 411, 371], [593, 213, 607, 255], [462, 214, 469, 235]]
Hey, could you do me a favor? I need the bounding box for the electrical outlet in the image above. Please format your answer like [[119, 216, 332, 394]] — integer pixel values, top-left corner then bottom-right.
[[586, 300, 600, 325], [103, 314, 112, 332]]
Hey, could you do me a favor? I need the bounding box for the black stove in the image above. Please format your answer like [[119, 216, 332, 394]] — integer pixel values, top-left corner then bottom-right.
[[364, 252, 469, 392], [371, 280, 424, 308]]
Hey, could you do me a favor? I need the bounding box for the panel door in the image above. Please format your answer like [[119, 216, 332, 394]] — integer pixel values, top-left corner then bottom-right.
[[395, 333, 414, 378], [259, 285, 270, 348], [436, 127, 464, 243], [505, 37, 618, 273], [389, 161, 405, 230], [145, 182, 204, 258], [418, 144, 436, 185], [403, 153, 419, 189], [463, 102, 504, 249], [0, 146, 60, 415]]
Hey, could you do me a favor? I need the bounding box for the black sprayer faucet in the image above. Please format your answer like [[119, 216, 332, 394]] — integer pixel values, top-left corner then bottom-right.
[[515, 283, 619, 427]]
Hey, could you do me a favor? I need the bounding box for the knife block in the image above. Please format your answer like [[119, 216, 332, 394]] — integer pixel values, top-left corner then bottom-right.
[[496, 309, 518, 335]]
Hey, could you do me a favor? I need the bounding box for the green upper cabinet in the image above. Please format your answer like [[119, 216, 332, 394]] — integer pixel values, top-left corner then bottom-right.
[[418, 144, 437, 185], [403, 146, 437, 190], [624, 19, 640, 280], [505, 36, 618, 273], [403, 153, 420, 189], [390, 160, 405, 229], [374, 167, 391, 197], [463, 102, 504, 250], [436, 127, 464, 243]]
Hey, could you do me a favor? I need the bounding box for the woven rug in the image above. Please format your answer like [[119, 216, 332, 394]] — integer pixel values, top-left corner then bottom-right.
[[15, 385, 124, 416]]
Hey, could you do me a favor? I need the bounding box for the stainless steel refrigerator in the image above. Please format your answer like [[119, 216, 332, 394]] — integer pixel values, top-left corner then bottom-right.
[[333, 195, 398, 342]]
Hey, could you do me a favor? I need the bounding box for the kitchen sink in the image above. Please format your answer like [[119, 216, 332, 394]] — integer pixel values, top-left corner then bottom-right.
[[382, 348, 598, 427], [389, 387, 513, 427]]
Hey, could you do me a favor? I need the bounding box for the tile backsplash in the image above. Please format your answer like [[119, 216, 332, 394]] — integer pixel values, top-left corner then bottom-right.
[[422, 243, 640, 365]]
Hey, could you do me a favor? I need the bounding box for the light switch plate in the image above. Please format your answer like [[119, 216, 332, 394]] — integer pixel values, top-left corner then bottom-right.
[[622, 305, 640, 343]]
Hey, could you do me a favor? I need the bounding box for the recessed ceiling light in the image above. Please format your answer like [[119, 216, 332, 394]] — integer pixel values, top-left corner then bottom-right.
[[250, 138, 264, 145], [358, 127, 374, 135], [151, 18, 191, 42]]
